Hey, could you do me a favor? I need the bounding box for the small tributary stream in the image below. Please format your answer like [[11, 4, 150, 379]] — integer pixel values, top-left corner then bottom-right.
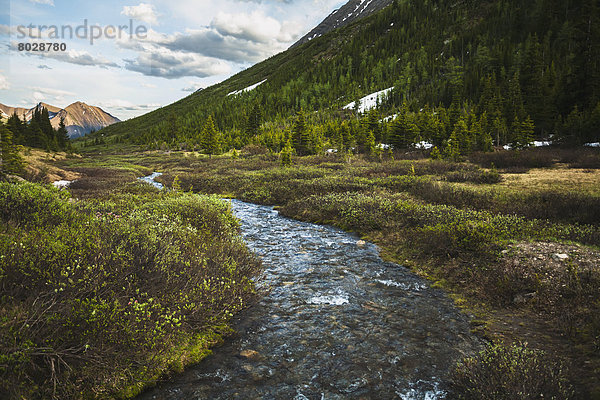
[[137, 174, 481, 399]]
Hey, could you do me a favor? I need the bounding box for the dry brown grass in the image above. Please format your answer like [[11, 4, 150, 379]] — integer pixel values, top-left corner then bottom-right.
[[20, 148, 82, 183], [499, 165, 600, 195]]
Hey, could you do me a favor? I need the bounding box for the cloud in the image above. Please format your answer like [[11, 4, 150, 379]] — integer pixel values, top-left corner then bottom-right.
[[97, 99, 161, 111], [29, 0, 55, 6], [0, 25, 11, 36], [182, 84, 203, 92], [114, 6, 308, 79], [0, 72, 10, 90], [121, 3, 160, 25], [211, 11, 281, 43], [44, 50, 119, 68], [27, 86, 75, 104], [30, 86, 76, 97], [37, 64, 52, 69], [130, 11, 305, 67], [162, 28, 280, 64], [141, 82, 157, 88], [17, 47, 119, 68], [123, 48, 230, 79], [233, 0, 292, 2]]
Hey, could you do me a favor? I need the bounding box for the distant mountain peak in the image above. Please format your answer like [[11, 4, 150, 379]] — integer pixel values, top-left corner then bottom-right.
[[292, 0, 394, 48], [0, 101, 120, 138]]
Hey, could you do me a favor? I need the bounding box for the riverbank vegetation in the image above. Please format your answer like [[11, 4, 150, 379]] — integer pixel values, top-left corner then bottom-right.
[[0, 179, 260, 398], [58, 145, 600, 397]]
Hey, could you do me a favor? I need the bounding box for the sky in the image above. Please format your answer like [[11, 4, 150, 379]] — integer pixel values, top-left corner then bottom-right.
[[0, 0, 346, 120]]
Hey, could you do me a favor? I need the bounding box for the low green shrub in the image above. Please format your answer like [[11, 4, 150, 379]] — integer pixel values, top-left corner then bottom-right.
[[0, 183, 259, 399], [451, 343, 574, 399]]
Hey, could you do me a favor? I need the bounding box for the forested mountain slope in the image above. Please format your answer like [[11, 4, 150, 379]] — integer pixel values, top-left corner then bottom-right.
[[96, 0, 600, 153]]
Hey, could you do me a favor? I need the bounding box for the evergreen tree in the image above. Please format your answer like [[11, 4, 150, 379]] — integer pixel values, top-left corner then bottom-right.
[[280, 140, 293, 167], [511, 115, 535, 149], [389, 104, 419, 149], [0, 124, 23, 174], [292, 109, 310, 155], [57, 117, 70, 150], [201, 115, 220, 157], [475, 112, 494, 152], [244, 103, 262, 140]]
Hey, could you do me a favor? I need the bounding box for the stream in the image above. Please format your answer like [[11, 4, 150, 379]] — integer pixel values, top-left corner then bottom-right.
[[137, 175, 481, 399]]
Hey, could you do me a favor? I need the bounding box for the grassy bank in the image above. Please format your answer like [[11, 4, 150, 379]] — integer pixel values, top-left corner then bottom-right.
[[0, 180, 260, 399]]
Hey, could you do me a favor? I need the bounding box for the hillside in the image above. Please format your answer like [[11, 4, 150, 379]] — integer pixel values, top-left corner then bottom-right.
[[94, 0, 600, 153]]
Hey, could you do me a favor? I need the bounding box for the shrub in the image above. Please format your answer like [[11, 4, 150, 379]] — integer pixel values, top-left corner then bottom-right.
[[451, 343, 573, 400], [0, 183, 260, 398]]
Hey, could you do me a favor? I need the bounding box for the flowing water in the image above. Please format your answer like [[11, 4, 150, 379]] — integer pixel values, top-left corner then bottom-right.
[[138, 172, 164, 189], [138, 194, 481, 399]]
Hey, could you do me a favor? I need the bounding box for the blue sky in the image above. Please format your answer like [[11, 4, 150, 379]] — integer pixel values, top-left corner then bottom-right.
[[0, 0, 345, 120]]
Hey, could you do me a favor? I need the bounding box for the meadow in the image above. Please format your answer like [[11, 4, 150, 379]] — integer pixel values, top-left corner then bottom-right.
[[3, 145, 600, 398]]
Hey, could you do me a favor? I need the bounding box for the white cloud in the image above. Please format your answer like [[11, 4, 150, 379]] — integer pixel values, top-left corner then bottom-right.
[[28, 86, 76, 103], [141, 82, 157, 88], [121, 3, 160, 25], [17, 48, 119, 68], [30, 86, 76, 97], [97, 99, 161, 111], [0, 72, 10, 90], [212, 11, 282, 43], [29, 0, 55, 6], [182, 83, 203, 92], [0, 25, 11, 36], [123, 46, 231, 78]]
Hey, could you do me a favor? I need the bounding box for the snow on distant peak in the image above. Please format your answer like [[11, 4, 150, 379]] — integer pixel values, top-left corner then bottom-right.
[[227, 79, 267, 96], [343, 87, 394, 114]]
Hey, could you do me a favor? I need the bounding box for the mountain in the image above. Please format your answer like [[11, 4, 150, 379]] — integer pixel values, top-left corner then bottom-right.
[[0, 101, 120, 138], [97, 0, 600, 149], [292, 0, 393, 47]]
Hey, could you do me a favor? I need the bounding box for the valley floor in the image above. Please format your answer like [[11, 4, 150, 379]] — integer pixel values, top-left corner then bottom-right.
[[12, 145, 600, 398]]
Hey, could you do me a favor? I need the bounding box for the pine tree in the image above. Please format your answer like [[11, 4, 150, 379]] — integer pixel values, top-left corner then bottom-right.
[[292, 109, 310, 155], [475, 112, 494, 152], [244, 103, 262, 140], [57, 117, 70, 150], [201, 115, 220, 158], [0, 124, 23, 174], [511, 115, 535, 149], [280, 140, 293, 167], [389, 104, 418, 149], [450, 117, 471, 156]]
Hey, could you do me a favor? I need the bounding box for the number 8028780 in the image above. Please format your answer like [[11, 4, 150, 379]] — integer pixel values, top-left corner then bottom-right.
[[17, 42, 67, 51]]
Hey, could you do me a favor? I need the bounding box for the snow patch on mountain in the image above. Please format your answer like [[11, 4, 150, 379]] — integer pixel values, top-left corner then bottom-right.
[[227, 79, 267, 96], [343, 87, 394, 114]]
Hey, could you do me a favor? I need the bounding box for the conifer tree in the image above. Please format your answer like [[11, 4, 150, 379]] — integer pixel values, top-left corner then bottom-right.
[[511, 115, 535, 149], [292, 109, 310, 155], [280, 140, 293, 167], [244, 103, 262, 140], [201, 115, 220, 158], [0, 124, 23, 174], [57, 117, 70, 150]]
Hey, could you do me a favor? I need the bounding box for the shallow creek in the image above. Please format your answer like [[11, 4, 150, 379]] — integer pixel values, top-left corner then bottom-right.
[[137, 181, 481, 399]]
